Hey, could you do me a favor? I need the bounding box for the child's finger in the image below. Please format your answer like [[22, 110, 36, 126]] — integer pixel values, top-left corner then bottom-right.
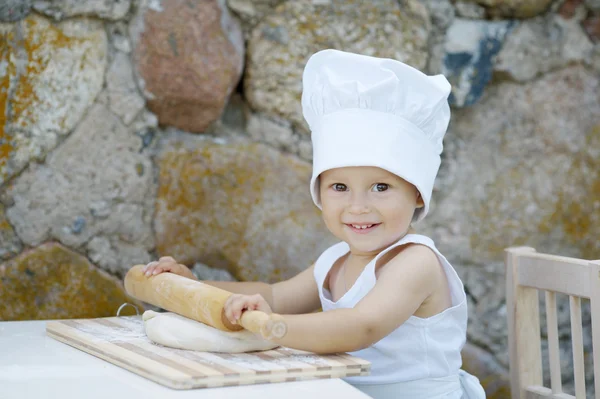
[[224, 295, 238, 323], [225, 303, 239, 325], [225, 296, 252, 324], [143, 261, 158, 273], [144, 262, 159, 276], [235, 298, 262, 321]]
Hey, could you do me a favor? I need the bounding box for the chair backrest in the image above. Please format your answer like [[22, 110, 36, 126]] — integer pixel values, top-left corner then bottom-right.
[[505, 247, 600, 399]]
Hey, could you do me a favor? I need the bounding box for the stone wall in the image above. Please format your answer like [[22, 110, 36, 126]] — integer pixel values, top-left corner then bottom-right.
[[1, 0, 599, 397]]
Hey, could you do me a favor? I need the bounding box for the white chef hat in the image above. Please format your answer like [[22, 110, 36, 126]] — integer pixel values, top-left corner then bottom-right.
[[302, 49, 451, 222]]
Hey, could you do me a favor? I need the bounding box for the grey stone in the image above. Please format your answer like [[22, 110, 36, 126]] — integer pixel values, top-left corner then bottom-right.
[[218, 93, 248, 136], [246, 111, 313, 161], [297, 139, 313, 162], [422, 0, 454, 31], [192, 262, 237, 282], [131, 109, 159, 134], [5, 104, 156, 277], [106, 52, 145, 125], [442, 18, 514, 107], [107, 22, 132, 53], [495, 14, 594, 82], [87, 235, 152, 278], [0, 0, 31, 22], [247, 112, 297, 153], [89, 201, 112, 219]]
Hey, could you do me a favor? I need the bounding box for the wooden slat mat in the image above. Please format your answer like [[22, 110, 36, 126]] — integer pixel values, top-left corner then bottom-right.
[[46, 316, 370, 389]]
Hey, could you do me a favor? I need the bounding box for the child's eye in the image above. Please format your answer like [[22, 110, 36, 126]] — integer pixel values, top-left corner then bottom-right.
[[332, 183, 347, 191], [372, 183, 389, 192]]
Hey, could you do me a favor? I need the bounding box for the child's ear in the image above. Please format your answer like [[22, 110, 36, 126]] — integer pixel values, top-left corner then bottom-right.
[[416, 192, 425, 208]]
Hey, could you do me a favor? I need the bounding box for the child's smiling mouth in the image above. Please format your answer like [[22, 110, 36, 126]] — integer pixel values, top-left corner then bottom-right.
[[345, 223, 381, 234]]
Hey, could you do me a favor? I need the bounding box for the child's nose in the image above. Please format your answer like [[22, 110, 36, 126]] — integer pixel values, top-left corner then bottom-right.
[[347, 193, 370, 214]]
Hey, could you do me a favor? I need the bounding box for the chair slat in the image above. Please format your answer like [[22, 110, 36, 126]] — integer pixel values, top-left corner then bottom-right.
[[569, 296, 585, 399], [589, 261, 600, 399], [517, 255, 591, 298], [545, 291, 562, 393], [525, 385, 576, 398], [507, 247, 543, 399]]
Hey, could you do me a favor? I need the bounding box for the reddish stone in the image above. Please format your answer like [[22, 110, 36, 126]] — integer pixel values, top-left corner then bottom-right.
[[558, 0, 584, 18], [583, 14, 600, 42], [132, 0, 244, 133]]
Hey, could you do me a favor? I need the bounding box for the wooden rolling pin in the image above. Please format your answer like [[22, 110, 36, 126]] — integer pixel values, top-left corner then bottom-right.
[[124, 265, 287, 340]]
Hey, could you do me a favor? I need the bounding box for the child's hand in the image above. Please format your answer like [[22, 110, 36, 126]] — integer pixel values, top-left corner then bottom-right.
[[224, 294, 272, 325], [143, 256, 196, 280]]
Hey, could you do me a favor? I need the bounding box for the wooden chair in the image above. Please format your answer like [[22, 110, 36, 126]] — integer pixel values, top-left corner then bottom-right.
[[505, 247, 600, 399]]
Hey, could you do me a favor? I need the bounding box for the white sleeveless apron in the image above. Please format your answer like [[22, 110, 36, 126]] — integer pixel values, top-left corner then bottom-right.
[[313, 234, 486, 399]]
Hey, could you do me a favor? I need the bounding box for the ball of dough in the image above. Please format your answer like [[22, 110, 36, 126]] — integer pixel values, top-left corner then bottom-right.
[[143, 310, 279, 353]]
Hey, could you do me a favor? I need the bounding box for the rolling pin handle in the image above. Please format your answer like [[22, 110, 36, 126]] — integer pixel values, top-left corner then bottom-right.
[[263, 313, 287, 340], [239, 311, 288, 340]]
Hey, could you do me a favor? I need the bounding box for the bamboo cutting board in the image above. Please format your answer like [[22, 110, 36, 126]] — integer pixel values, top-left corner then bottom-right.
[[46, 316, 370, 390]]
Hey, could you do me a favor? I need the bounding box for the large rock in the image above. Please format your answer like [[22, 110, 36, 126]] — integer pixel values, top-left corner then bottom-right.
[[0, 14, 106, 187], [154, 133, 337, 282], [32, 0, 131, 21], [461, 0, 553, 18], [4, 104, 155, 277], [495, 14, 594, 82], [0, 243, 143, 321], [130, 0, 244, 133], [422, 66, 600, 365], [245, 0, 431, 133]]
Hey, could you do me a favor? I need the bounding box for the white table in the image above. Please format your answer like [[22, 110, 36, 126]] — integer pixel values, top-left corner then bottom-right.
[[0, 320, 371, 399]]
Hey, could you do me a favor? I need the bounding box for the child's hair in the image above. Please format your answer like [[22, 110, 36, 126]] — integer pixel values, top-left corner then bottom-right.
[[301, 49, 451, 222]]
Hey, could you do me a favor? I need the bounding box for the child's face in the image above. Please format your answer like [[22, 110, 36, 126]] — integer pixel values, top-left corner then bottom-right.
[[319, 166, 423, 256]]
